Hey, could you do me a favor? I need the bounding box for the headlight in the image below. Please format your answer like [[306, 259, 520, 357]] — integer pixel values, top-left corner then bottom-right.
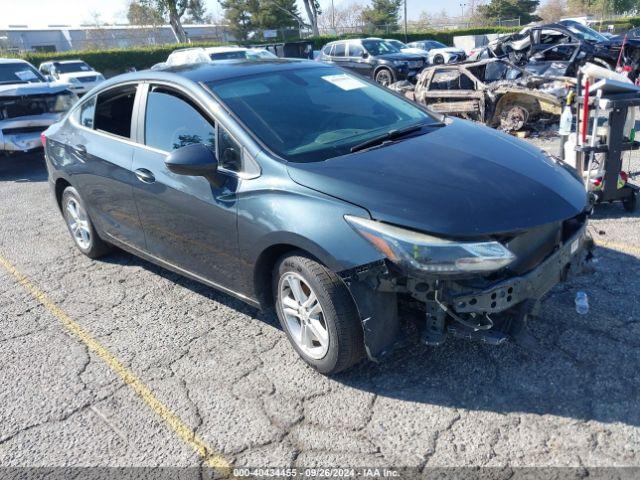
[[345, 215, 515, 275], [68, 77, 82, 84]]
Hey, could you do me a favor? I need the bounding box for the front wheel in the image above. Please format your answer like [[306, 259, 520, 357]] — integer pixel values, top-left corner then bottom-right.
[[374, 68, 394, 87], [273, 253, 364, 374]]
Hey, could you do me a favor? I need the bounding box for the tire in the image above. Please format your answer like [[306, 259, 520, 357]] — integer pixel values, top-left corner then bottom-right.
[[61, 186, 111, 259], [623, 191, 637, 212], [499, 105, 530, 132], [374, 68, 394, 87], [433, 55, 445, 65], [273, 253, 364, 374]]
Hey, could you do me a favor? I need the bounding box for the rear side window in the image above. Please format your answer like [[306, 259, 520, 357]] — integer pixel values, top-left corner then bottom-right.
[[144, 86, 215, 153], [333, 43, 346, 57], [94, 85, 137, 138], [322, 44, 333, 55], [79, 97, 96, 128]]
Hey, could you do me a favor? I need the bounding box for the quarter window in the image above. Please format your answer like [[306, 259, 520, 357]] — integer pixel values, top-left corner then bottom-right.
[[94, 85, 137, 138], [79, 97, 96, 128], [218, 127, 242, 172], [144, 86, 215, 153]]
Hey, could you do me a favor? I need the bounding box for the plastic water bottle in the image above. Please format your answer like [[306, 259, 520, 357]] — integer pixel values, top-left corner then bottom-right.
[[575, 291, 589, 315], [559, 105, 573, 136]]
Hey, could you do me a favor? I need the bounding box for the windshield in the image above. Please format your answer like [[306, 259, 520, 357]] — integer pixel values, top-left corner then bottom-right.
[[0, 63, 44, 84], [426, 41, 447, 49], [55, 61, 92, 73], [563, 22, 608, 42], [210, 50, 248, 60], [207, 66, 436, 163], [248, 49, 277, 59], [387, 39, 407, 49], [362, 40, 400, 55]]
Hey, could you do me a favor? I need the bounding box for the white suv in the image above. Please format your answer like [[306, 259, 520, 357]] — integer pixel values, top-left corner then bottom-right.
[[166, 46, 276, 67], [39, 60, 105, 96]]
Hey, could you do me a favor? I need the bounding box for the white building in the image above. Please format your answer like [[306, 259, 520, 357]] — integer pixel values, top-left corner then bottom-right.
[[0, 24, 235, 53]]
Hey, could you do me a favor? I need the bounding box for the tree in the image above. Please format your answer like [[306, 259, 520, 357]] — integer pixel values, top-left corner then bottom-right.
[[254, 0, 301, 29], [184, 0, 211, 23], [127, 0, 164, 25], [220, 0, 257, 40], [318, 2, 364, 32], [476, 0, 541, 24], [139, 0, 192, 42], [537, 0, 567, 21], [361, 0, 403, 30], [567, 0, 640, 15]]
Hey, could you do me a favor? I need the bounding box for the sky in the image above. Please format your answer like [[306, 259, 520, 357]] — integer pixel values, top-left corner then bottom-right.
[[0, 0, 511, 27]]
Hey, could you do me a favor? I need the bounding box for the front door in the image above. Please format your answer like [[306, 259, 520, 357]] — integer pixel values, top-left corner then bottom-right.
[[131, 84, 241, 289]]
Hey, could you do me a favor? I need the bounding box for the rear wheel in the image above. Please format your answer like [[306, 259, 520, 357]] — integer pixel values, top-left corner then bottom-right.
[[62, 186, 111, 258], [433, 55, 445, 65], [374, 68, 394, 87], [273, 253, 364, 374], [499, 105, 530, 132]]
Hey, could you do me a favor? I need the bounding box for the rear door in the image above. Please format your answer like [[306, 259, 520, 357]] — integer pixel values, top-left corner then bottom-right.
[[64, 84, 145, 248], [420, 67, 485, 121], [330, 42, 352, 72], [130, 83, 241, 288]]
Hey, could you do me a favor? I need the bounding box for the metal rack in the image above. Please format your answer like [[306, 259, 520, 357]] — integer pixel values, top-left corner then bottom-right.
[[574, 91, 640, 211]]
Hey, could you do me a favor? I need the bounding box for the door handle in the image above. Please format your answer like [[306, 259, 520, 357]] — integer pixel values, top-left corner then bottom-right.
[[134, 168, 155, 184]]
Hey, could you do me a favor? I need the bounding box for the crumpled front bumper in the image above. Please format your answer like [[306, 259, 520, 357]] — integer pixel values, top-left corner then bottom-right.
[[446, 225, 592, 315], [0, 114, 61, 153], [343, 224, 593, 361]]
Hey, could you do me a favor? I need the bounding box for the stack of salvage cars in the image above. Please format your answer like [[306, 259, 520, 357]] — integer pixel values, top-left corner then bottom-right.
[[393, 19, 640, 132]]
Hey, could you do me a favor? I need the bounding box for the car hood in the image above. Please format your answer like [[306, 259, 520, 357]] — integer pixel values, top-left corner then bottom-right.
[[432, 47, 465, 54], [286, 119, 588, 237], [0, 82, 70, 96], [377, 53, 424, 61], [401, 47, 429, 55], [58, 71, 100, 80]]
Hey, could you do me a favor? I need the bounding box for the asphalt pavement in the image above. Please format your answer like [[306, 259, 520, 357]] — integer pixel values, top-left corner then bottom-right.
[[0, 143, 639, 476]]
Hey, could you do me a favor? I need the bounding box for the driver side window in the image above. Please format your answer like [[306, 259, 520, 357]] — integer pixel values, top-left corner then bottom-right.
[[144, 86, 215, 153]]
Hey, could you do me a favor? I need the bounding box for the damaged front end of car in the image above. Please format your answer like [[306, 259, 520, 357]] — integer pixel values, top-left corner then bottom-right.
[[340, 212, 594, 361]]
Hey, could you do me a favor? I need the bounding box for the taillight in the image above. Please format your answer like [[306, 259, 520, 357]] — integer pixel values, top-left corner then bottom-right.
[[40, 132, 46, 147]]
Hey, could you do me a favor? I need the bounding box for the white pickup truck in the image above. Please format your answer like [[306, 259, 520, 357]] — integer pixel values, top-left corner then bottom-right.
[[0, 59, 76, 155]]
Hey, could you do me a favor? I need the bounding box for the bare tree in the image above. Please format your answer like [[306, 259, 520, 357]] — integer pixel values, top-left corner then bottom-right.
[[318, 2, 364, 33], [537, 0, 567, 22], [139, 0, 190, 42]]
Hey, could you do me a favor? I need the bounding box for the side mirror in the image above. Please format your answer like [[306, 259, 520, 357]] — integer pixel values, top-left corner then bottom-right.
[[361, 52, 369, 58], [165, 143, 218, 178]]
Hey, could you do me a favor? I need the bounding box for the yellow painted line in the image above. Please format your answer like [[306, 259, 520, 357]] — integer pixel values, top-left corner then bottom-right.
[[597, 240, 640, 257], [0, 253, 231, 473]]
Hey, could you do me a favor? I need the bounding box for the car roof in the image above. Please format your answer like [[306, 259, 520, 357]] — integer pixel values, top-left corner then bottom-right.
[[99, 59, 331, 88], [53, 59, 86, 63], [0, 58, 32, 65]]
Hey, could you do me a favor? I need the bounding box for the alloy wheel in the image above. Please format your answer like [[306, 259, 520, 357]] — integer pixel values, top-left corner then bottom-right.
[[65, 197, 92, 250], [278, 272, 329, 360]]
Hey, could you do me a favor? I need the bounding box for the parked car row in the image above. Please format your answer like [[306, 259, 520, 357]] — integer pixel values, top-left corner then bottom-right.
[[316, 37, 465, 86]]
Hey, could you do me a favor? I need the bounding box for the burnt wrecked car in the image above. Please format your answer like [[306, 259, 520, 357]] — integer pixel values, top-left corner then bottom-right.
[[1, 59, 77, 155], [477, 21, 640, 77], [403, 58, 569, 131], [43, 60, 592, 374]]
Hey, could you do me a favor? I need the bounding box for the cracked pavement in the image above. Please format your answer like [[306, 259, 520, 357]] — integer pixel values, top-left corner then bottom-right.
[[0, 139, 639, 473]]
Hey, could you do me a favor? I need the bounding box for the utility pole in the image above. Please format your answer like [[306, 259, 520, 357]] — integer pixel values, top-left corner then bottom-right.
[[404, 0, 408, 42], [331, 0, 335, 32]]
